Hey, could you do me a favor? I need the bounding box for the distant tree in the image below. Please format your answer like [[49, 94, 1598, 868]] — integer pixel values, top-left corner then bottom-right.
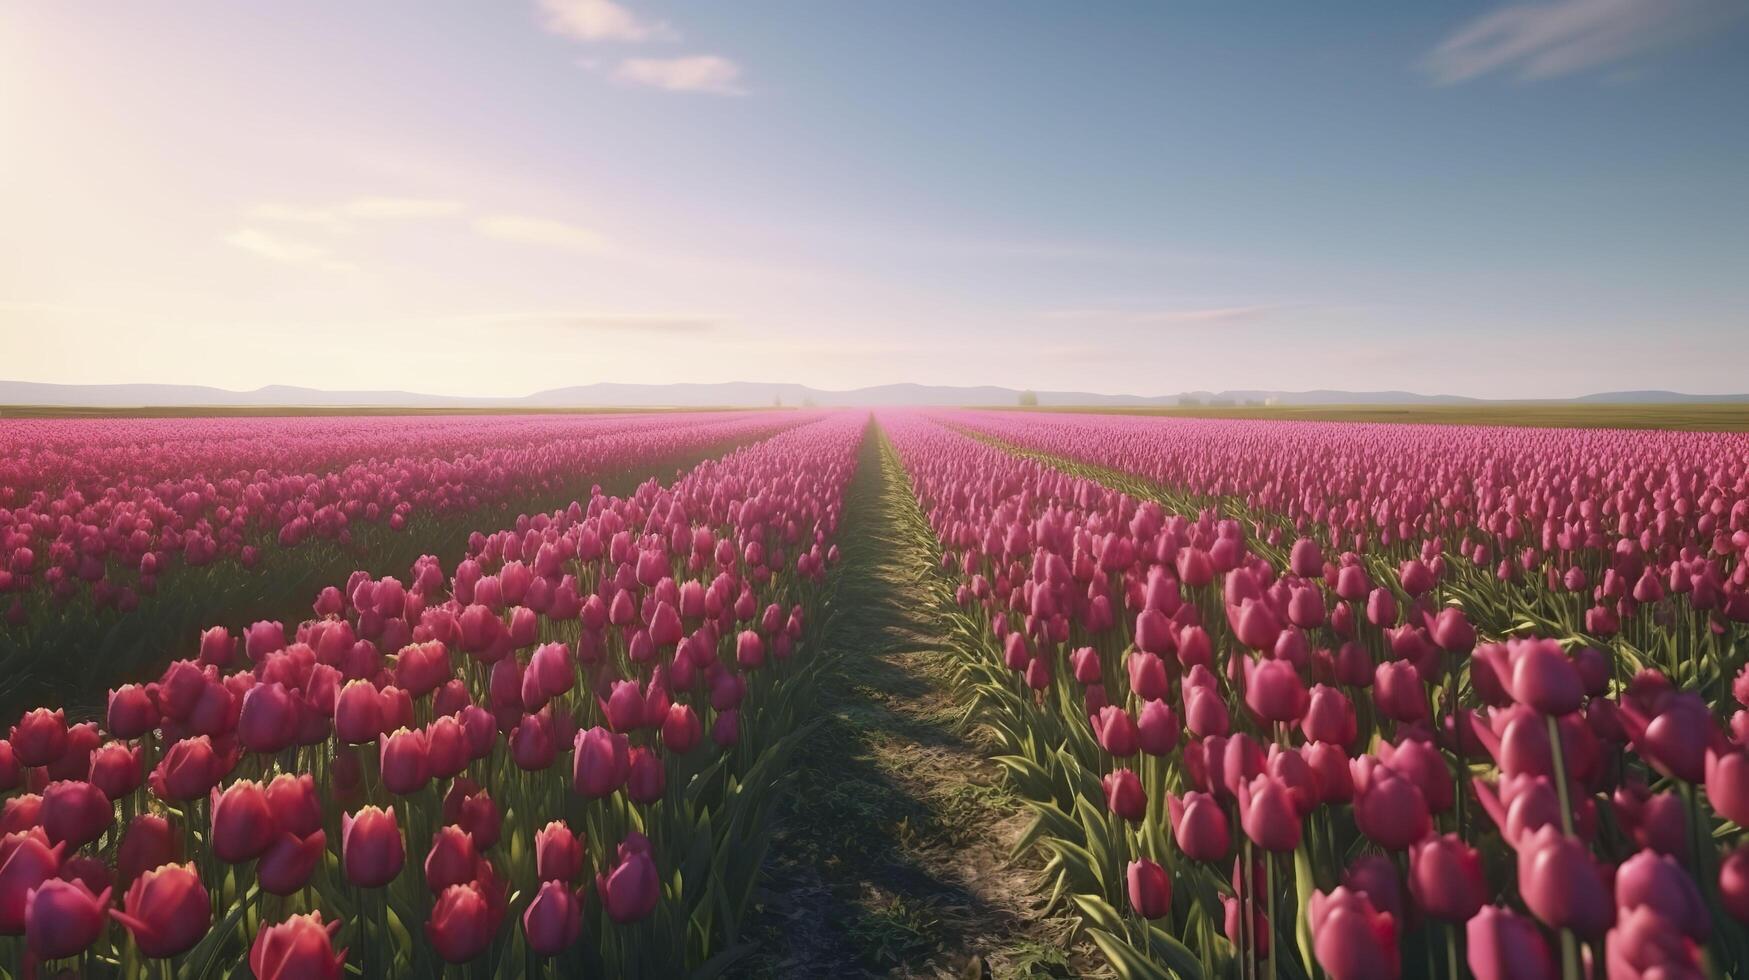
[[802, 396, 817, 408], [1178, 396, 1203, 407], [1210, 398, 1236, 407], [1018, 389, 1039, 407], [773, 394, 782, 407], [1243, 398, 1264, 407]]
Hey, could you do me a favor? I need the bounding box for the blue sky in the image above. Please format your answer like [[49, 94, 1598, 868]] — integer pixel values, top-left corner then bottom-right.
[[1, 0, 1745, 398]]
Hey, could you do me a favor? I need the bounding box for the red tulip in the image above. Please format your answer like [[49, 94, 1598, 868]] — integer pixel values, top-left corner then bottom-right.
[[627, 746, 666, 805], [573, 726, 630, 798], [523, 879, 583, 955], [661, 703, 703, 754], [1466, 905, 1554, 980], [1244, 657, 1308, 723], [1605, 906, 1701, 978], [457, 791, 502, 851], [1126, 858, 1171, 919], [116, 814, 179, 886], [1408, 834, 1485, 922], [1167, 790, 1230, 861], [107, 686, 160, 739], [10, 709, 67, 768], [341, 806, 404, 887], [264, 773, 323, 839], [427, 882, 493, 963], [0, 830, 63, 933], [258, 831, 325, 896], [1720, 845, 1749, 923], [536, 821, 584, 882], [1428, 607, 1475, 654], [1516, 825, 1614, 940], [1350, 758, 1431, 850], [1308, 887, 1399, 980], [424, 826, 477, 893], [111, 862, 209, 958], [25, 878, 109, 959], [238, 682, 300, 754], [1301, 684, 1356, 746], [1238, 774, 1301, 852], [334, 680, 384, 745], [1102, 768, 1145, 822], [211, 779, 276, 862], [596, 833, 660, 924], [250, 911, 346, 979], [1615, 849, 1708, 942], [39, 780, 111, 849], [379, 727, 430, 795]]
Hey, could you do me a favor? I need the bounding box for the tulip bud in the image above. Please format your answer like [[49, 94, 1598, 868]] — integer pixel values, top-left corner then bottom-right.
[[1126, 858, 1171, 919]]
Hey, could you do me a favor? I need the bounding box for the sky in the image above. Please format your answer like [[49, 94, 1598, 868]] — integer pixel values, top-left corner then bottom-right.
[[2, 0, 1746, 400]]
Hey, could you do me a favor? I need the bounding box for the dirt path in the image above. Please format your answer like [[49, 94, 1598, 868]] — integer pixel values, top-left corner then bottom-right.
[[732, 426, 1091, 979]]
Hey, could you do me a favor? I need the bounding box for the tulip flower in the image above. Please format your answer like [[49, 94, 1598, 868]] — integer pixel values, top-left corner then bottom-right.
[[1407, 834, 1485, 922], [1308, 887, 1399, 980], [424, 826, 478, 894], [1103, 768, 1146, 823], [427, 883, 494, 963], [258, 831, 325, 896], [111, 862, 209, 958], [341, 806, 405, 888], [1167, 790, 1230, 861], [536, 821, 584, 882], [1095, 706, 1140, 757], [1516, 825, 1614, 939], [211, 779, 276, 862], [39, 780, 111, 850], [25, 878, 110, 959], [0, 830, 63, 933], [1126, 858, 1171, 919], [1350, 758, 1431, 850], [523, 880, 584, 955], [574, 726, 630, 798], [1239, 774, 1301, 852], [250, 912, 346, 979], [597, 833, 660, 924], [1467, 905, 1554, 980]]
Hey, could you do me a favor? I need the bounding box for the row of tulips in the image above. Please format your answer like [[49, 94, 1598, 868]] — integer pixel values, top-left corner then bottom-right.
[[949, 410, 1749, 657], [0, 412, 863, 977], [880, 410, 1749, 980], [0, 412, 804, 718], [0, 411, 804, 622]]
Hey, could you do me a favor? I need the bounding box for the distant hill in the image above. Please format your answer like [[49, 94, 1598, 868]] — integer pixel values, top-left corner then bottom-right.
[[3, 379, 1746, 409]]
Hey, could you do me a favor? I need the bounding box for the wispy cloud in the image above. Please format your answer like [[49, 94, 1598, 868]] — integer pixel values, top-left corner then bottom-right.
[[1039, 305, 1282, 325], [1423, 0, 1744, 84], [223, 228, 357, 272], [245, 197, 464, 232], [472, 214, 611, 252], [535, 0, 674, 43], [610, 56, 745, 95]]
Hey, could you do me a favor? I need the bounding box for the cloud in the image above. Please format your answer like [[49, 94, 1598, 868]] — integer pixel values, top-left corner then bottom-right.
[[1039, 305, 1281, 325], [535, 0, 674, 42], [482, 313, 717, 333], [1423, 0, 1743, 84], [245, 197, 464, 232], [472, 214, 611, 252], [223, 228, 356, 272], [611, 56, 745, 95]]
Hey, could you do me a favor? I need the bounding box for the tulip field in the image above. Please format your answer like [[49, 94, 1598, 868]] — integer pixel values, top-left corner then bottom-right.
[[2, 406, 1748, 978]]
